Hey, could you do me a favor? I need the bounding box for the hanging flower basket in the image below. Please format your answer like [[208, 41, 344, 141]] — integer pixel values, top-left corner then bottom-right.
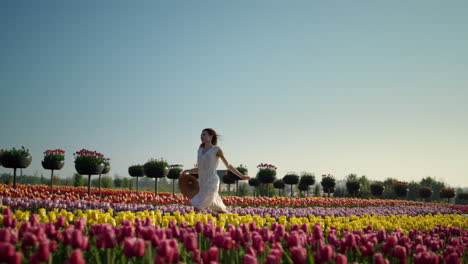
[[0, 146, 32, 169], [42, 149, 65, 170], [128, 165, 144, 177]]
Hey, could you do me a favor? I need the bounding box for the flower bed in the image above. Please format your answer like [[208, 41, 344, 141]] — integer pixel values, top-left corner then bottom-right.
[[0, 207, 466, 264]]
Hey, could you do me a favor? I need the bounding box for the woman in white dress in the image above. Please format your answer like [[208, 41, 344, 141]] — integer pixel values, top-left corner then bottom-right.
[[181, 128, 251, 213]]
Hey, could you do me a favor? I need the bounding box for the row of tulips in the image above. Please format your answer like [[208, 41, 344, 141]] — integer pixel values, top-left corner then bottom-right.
[[0, 207, 466, 264], [1, 196, 465, 218], [3, 205, 468, 233], [2, 184, 468, 212]]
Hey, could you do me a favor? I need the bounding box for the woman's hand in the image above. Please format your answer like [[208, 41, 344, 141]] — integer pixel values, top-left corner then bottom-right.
[[242, 175, 251, 180]]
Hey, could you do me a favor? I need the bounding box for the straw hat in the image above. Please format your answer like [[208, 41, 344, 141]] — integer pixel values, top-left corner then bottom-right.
[[179, 174, 200, 199]]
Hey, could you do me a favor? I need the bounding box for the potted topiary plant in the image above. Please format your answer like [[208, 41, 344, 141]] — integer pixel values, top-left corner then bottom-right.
[[128, 164, 144, 193], [346, 180, 361, 197], [273, 179, 285, 196], [370, 181, 385, 197], [41, 149, 65, 194], [167, 164, 183, 194], [321, 174, 336, 198], [0, 146, 32, 189], [419, 186, 433, 202], [143, 157, 169, 195], [393, 181, 409, 199], [226, 164, 248, 196], [440, 188, 455, 203], [248, 178, 261, 197], [256, 163, 277, 197], [283, 172, 300, 197], [299, 172, 315, 197], [98, 157, 111, 197], [73, 149, 105, 196], [222, 172, 236, 196]]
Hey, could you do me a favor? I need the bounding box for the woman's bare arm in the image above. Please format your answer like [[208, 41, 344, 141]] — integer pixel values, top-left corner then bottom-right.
[[216, 148, 251, 180]]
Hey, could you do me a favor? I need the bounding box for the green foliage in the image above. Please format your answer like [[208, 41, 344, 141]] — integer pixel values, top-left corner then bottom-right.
[[1, 146, 30, 158], [101, 175, 114, 188], [321, 175, 336, 193], [299, 172, 315, 186], [73, 149, 105, 165], [370, 182, 384, 196], [419, 186, 433, 200], [0, 173, 13, 184], [283, 174, 299, 185], [167, 167, 183, 180], [237, 182, 249, 197], [143, 158, 169, 169], [393, 181, 409, 198], [43, 149, 65, 162], [222, 174, 236, 184], [73, 173, 84, 187], [128, 165, 144, 177], [273, 179, 285, 189], [248, 178, 261, 187], [256, 168, 277, 184]]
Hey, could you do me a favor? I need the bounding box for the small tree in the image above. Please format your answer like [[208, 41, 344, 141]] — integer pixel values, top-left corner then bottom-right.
[[345, 174, 360, 197], [73, 173, 84, 187], [370, 181, 384, 197], [298, 182, 309, 197], [248, 178, 261, 197], [167, 164, 183, 194], [419, 186, 433, 202], [299, 172, 315, 197], [232, 164, 248, 196], [393, 181, 409, 199], [273, 179, 285, 196], [283, 173, 300, 197], [143, 157, 169, 195], [222, 173, 236, 195], [440, 188, 455, 203], [321, 174, 336, 197], [101, 175, 114, 188], [256, 163, 277, 197]]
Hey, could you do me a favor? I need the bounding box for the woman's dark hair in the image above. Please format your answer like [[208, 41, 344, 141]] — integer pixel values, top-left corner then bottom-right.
[[199, 128, 221, 148]]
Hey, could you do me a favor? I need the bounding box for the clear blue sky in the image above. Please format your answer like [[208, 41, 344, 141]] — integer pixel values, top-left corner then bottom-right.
[[1, 0, 467, 187]]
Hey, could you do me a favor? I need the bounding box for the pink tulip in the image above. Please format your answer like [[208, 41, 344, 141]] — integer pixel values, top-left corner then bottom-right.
[[157, 239, 179, 263], [242, 254, 257, 264], [374, 253, 390, 264], [336, 253, 347, 264], [183, 232, 198, 252], [124, 237, 146, 258], [0, 242, 17, 263], [291, 246, 307, 264], [414, 251, 439, 264], [21, 232, 38, 250], [65, 249, 86, 264], [201, 246, 219, 263], [252, 233, 265, 253]]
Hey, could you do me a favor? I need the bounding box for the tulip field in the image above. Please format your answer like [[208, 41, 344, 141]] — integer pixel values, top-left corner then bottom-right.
[[0, 184, 467, 264]]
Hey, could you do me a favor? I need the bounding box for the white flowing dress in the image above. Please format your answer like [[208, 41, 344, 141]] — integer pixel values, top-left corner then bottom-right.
[[189, 145, 228, 212]]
